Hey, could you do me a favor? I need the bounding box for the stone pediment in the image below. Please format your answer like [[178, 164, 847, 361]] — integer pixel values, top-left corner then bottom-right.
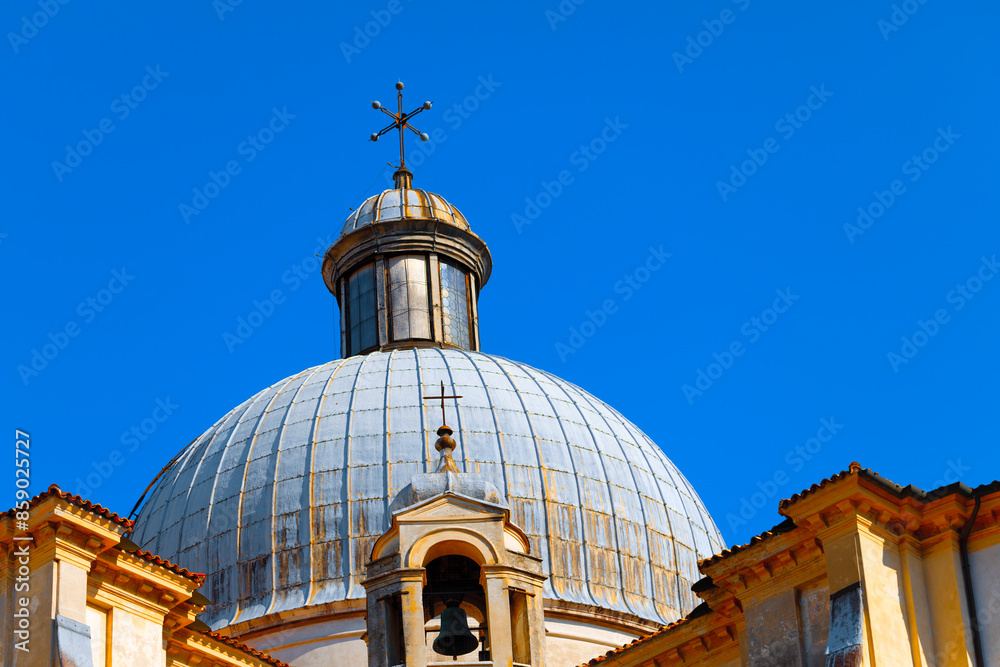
[[394, 491, 507, 525]]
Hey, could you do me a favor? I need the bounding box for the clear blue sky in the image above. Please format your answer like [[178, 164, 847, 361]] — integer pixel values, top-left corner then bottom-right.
[[3, 1, 998, 546]]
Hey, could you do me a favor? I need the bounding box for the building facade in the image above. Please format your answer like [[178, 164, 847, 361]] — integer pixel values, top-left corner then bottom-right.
[[584, 464, 1000, 667], [1, 485, 289, 667]]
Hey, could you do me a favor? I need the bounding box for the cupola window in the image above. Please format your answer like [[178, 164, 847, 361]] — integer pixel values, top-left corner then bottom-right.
[[346, 262, 377, 355], [388, 255, 431, 341], [439, 260, 472, 350]]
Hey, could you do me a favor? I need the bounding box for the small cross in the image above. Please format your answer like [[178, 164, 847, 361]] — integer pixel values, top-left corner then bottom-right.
[[369, 81, 432, 170], [424, 380, 462, 428]]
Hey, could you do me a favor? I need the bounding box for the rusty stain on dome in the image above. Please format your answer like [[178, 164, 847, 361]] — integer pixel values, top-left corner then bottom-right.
[[131, 349, 723, 630]]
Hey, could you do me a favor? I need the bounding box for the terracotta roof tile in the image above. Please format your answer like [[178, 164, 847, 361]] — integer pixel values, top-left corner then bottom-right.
[[131, 549, 206, 584], [776, 461, 999, 512], [200, 630, 292, 667], [580, 604, 719, 666], [582, 615, 691, 666], [583, 603, 719, 666], [698, 518, 797, 568], [4, 484, 133, 530]]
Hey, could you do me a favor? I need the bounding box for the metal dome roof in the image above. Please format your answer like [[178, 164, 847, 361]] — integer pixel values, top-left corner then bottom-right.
[[131, 349, 723, 629], [340, 188, 470, 237]]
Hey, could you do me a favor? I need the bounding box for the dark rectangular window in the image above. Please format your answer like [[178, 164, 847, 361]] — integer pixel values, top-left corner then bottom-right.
[[347, 263, 377, 355]]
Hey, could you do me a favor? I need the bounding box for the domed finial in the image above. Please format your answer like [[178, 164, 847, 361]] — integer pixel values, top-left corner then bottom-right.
[[849, 461, 862, 473], [433, 425, 460, 473], [369, 81, 433, 184]]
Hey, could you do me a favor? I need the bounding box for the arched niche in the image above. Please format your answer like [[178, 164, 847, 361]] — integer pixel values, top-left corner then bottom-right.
[[407, 529, 498, 569]]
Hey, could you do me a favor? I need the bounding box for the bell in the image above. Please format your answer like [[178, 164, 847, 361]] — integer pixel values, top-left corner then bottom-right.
[[432, 600, 479, 657]]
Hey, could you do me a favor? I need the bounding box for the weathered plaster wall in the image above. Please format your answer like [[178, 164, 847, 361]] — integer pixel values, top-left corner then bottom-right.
[[743, 588, 804, 667], [544, 616, 644, 667], [87, 604, 108, 667], [111, 608, 165, 666], [796, 579, 830, 667], [240, 616, 368, 666], [970, 542, 1000, 666]]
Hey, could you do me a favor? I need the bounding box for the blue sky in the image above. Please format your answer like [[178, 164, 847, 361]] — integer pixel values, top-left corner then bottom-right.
[[3, 1, 998, 546]]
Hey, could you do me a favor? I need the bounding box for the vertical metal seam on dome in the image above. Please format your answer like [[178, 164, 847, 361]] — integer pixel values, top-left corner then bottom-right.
[[203, 385, 282, 530], [305, 358, 350, 607], [452, 350, 509, 502], [559, 385, 660, 621], [528, 367, 642, 619], [614, 416, 689, 619], [136, 405, 243, 544], [374, 190, 388, 223], [430, 348, 468, 472], [230, 372, 303, 625], [342, 355, 370, 598], [600, 399, 723, 552], [166, 421, 229, 563], [503, 358, 600, 609], [196, 384, 283, 626], [482, 355, 557, 598], [140, 391, 260, 554], [266, 365, 325, 616], [411, 348, 428, 474]]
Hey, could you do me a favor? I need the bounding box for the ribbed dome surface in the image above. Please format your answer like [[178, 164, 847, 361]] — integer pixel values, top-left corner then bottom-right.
[[341, 188, 469, 237], [131, 349, 723, 628]]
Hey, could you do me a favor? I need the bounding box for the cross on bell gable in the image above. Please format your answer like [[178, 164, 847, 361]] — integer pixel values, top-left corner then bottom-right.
[[424, 380, 462, 431]]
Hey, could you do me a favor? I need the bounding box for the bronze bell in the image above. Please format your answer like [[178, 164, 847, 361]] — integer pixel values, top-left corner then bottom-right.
[[432, 600, 479, 657]]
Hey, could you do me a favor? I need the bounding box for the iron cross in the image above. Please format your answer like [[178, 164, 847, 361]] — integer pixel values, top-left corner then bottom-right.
[[369, 81, 432, 170], [424, 381, 462, 428]]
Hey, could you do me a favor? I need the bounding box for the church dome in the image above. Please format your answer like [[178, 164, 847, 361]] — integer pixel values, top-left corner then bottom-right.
[[341, 188, 470, 237], [131, 348, 723, 629]]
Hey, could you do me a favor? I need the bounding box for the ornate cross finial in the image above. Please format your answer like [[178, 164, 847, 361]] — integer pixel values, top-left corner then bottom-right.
[[369, 81, 432, 188], [424, 380, 462, 430]]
